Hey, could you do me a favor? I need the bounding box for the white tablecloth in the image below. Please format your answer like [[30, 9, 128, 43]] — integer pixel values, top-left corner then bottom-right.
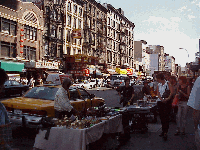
[[103, 115, 123, 134], [33, 115, 123, 150]]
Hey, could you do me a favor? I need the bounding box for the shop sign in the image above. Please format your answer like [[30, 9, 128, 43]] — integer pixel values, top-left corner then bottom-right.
[[127, 68, 133, 75], [120, 69, 127, 74], [36, 60, 59, 69], [116, 68, 127, 74], [83, 69, 89, 76], [75, 55, 81, 62]]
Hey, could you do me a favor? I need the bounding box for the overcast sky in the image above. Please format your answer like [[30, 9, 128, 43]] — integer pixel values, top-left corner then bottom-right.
[[101, 0, 200, 66]]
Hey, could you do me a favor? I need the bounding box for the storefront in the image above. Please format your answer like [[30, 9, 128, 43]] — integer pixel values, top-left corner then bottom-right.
[[24, 60, 60, 85]]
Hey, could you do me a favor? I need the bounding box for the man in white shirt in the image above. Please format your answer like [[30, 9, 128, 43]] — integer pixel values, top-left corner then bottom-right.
[[187, 76, 200, 150], [54, 78, 78, 119]]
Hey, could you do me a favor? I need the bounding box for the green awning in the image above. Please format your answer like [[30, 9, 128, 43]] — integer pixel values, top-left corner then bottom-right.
[[0, 61, 24, 72]]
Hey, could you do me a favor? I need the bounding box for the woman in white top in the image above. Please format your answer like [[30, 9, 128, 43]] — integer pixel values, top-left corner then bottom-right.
[[156, 73, 173, 141]]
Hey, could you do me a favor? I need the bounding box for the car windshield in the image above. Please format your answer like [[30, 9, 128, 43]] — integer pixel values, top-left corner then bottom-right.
[[24, 87, 59, 100]]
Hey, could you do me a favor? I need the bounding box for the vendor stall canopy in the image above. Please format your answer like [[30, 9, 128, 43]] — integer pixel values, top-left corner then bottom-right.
[[0, 61, 24, 72]]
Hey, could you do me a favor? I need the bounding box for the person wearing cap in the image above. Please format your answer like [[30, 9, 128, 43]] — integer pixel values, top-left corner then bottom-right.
[[54, 78, 78, 119]]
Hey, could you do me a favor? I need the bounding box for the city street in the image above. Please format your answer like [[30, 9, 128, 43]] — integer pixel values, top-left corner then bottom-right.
[[1, 87, 198, 150]]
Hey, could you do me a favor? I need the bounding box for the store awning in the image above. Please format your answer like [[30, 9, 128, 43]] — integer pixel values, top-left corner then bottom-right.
[[0, 61, 24, 72]]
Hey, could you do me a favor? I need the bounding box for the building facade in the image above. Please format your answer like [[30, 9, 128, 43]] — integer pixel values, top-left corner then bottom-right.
[[65, 0, 83, 56], [82, 0, 107, 71], [104, 4, 135, 70], [43, 0, 65, 60], [0, 0, 44, 73]]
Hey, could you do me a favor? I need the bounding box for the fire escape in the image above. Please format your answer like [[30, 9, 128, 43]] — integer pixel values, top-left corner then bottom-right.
[[43, 0, 65, 63]]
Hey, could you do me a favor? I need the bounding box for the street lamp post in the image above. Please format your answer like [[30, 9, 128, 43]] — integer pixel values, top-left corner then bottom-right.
[[179, 48, 189, 59], [179, 48, 190, 76]]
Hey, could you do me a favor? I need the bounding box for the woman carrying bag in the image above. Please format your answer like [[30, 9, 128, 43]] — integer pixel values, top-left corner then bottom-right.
[[174, 76, 191, 136], [156, 73, 173, 140]]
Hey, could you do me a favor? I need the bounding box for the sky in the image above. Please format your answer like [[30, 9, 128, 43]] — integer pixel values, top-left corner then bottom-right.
[[100, 0, 200, 67]]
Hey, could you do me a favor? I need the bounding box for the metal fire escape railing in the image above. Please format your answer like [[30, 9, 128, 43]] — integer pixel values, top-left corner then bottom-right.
[[44, 0, 65, 62]]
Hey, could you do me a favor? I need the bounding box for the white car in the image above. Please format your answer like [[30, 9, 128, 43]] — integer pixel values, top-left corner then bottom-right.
[[82, 80, 93, 89], [73, 80, 93, 89], [90, 79, 98, 88]]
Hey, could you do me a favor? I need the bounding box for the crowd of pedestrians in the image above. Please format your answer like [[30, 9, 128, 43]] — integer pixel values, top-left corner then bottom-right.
[[152, 73, 200, 149], [118, 72, 200, 149]]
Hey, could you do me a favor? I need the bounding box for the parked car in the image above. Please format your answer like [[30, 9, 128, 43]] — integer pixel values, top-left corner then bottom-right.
[[73, 80, 92, 89], [89, 79, 98, 88], [1, 84, 105, 128], [3, 80, 29, 97]]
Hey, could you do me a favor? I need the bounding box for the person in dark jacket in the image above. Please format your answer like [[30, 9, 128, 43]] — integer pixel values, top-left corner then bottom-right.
[[142, 80, 151, 96], [119, 78, 135, 107]]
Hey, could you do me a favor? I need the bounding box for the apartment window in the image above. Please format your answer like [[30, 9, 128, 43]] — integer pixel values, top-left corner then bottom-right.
[[78, 19, 81, 28], [79, 8, 82, 16], [88, 18, 91, 28], [93, 19, 95, 29], [23, 46, 36, 60], [68, 15, 71, 26], [67, 30, 71, 42], [89, 5, 91, 13], [92, 33, 95, 45], [108, 18, 110, 25], [97, 12, 99, 18], [1, 18, 16, 36], [93, 7, 96, 17], [51, 25, 56, 37], [68, 2, 71, 11], [1, 42, 16, 58], [74, 5, 77, 14], [24, 25, 37, 40], [73, 48, 76, 55], [74, 18, 76, 28]]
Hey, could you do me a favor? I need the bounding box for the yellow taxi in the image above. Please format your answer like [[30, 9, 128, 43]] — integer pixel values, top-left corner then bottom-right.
[[1, 84, 105, 127]]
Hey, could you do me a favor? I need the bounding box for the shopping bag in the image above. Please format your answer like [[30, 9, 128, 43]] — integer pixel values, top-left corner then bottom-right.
[[172, 95, 179, 107]]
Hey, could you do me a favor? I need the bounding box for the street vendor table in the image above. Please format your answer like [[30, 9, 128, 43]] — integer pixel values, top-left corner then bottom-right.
[[120, 101, 157, 133], [33, 115, 123, 150]]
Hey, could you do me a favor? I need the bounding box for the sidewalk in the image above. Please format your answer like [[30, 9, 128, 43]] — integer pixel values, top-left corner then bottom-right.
[[119, 107, 197, 150]]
